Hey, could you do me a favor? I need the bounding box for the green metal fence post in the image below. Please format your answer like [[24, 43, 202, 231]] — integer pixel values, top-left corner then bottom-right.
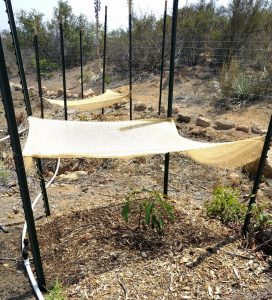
[[163, 0, 179, 196], [0, 35, 46, 290]]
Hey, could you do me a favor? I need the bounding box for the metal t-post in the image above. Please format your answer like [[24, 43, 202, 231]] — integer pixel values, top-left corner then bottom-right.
[[242, 115, 272, 236], [163, 0, 179, 196], [80, 30, 84, 99], [4, 0, 50, 216], [129, 1, 133, 120], [102, 6, 108, 115], [34, 29, 44, 118], [158, 1, 168, 115], [60, 21, 68, 120], [0, 36, 46, 290]]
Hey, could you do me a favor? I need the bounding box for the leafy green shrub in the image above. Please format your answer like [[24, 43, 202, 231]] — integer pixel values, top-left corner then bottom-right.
[[31, 57, 58, 79], [204, 186, 246, 224], [122, 189, 175, 235], [45, 279, 66, 300]]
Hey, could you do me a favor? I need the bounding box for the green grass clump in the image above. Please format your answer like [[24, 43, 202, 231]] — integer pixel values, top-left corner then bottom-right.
[[204, 186, 246, 224]]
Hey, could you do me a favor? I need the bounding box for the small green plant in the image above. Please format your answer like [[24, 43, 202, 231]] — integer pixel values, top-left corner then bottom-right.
[[104, 74, 112, 85], [232, 74, 252, 100], [204, 186, 246, 224], [251, 203, 272, 232], [0, 161, 10, 185], [122, 189, 175, 235], [45, 279, 66, 300], [77, 114, 89, 121]]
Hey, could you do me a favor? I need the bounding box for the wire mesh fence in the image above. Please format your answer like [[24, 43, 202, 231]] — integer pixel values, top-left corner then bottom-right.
[[2, 27, 272, 118]]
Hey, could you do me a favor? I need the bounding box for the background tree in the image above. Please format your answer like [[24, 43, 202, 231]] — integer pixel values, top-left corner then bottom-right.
[[94, 0, 101, 68]]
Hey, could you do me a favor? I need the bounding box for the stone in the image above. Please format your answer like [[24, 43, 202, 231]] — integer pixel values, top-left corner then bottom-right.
[[46, 90, 56, 97], [140, 251, 148, 258], [42, 86, 48, 94], [66, 90, 72, 98], [134, 103, 147, 112], [12, 206, 19, 214], [251, 125, 267, 135], [214, 120, 236, 130], [13, 83, 22, 91], [7, 181, 16, 188], [236, 125, 249, 133], [173, 107, 179, 114], [28, 86, 36, 93], [75, 171, 88, 176], [177, 114, 191, 124], [73, 94, 79, 99], [83, 88, 95, 98], [56, 88, 64, 97], [113, 102, 123, 109], [195, 116, 211, 128], [228, 172, 240, 187], [160, 106, 166, 113], [82, 187, 88, 193], [58, 172, 78, 181]]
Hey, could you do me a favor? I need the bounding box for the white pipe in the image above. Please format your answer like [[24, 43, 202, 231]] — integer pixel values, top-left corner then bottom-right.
[[24, 258, 44, 299], [0, 128, 27, 142], [22, 158, 61, 300]]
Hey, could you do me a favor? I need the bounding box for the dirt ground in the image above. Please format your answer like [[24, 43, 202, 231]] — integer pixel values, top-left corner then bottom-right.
[[0, 68, 271, 299]]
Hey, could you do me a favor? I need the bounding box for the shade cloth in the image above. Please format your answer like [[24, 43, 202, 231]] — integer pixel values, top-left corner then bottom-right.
[[44, 89, 128, 111], [22, 117, 264, 169]]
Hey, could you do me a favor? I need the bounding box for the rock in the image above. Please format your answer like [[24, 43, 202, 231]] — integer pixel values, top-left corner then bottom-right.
[[134, 103, 147, 112], [83, 88, 95, 98], [42, 86, 48, 94], [251, 125, 267, 135], [28, 86, 36, 93], [75, 171, 88, 176], [46, 90, 56, 97], [236, 125, 249, 133], [160, 106, 166, 113], [113, 102, 123, 109], [177, 114, 191, 124], [73, 94, 79, 99], [195, 116, 211, 128], [66, 90, 72, 98], [173, 107, 179, 114], [13, 83, 22, 91], [56, 88, 64, 97], [214, 120, 236, 130], [82, 187, 88, 193], [140, 251, 148, 258], [12, 206, 19, 214], [7, 181, 16, 188], [228, 172, 240, 187], [58, 172, 78, 181]]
